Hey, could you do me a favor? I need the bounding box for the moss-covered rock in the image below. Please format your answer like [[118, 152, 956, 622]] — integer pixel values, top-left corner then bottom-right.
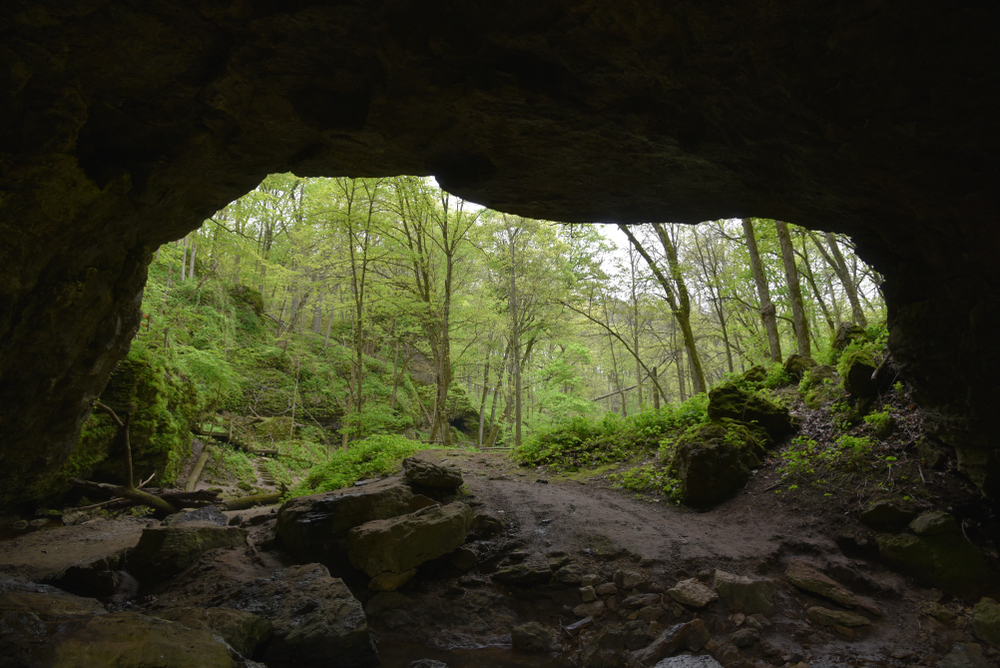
[[672, 420, 767, 508], [833, 323, 868, 352], [707, 382, 795, 442], [784, 354, 817, 381], [740, 365, 768, 384], [876, 531, 994, 600], [973, 597, 1000, 648]]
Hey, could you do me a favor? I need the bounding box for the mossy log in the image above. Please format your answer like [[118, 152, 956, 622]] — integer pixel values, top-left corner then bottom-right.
[[224, 488, 285, 511]]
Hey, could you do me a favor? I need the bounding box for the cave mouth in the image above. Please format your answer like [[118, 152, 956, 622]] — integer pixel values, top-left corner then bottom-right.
[[1, 1, 999, 509]]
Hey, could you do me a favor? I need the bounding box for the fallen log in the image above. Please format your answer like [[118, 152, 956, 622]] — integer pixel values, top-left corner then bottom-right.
[[224, 487, 285, 511], [70, 478, 178, 515], [185, 447, 211, 492]]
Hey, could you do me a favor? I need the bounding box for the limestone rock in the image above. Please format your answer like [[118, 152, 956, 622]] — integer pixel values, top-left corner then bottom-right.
[[511, 621, 555, 652], [615, 571, 645, 590], [940, 643, 991, 668], [581, 624, 627, 668], [469, 511, 503, 540], [910, 510, 960, 536], [876, 532, 992, 599], [40, 549, 129, 600], [784, 354, 817, 381], [493, 563, 552, 587], [276, 482, 414, 564], [653, 657, 724, 668], [402, 457, 463, 488], [556, 563, 586, 584], [784, 559, 858, 608], [217, 562, 377, 666], [128, 525, 248, 584], [667, 578, 719, 608], [973, 598, 1000, 648], [636, 605, 666, 622], [633, 619, 711, 665], [860, 499, 919, 531], [574, 600, 606, 618], [706, 382, 795, 441], [712, 570, 774, 614], [154, 606, 272, 658], [623, 619, 651, 650], [621, 593, 660, 609], [595, 583, 619, 597], [672, 420, 767, 508], [581, 586, 597, 602], [806, 606, 870, 628], [0, 611, 241, 668], [0, 575, 107, 617], [369, 569, 417, 592], [729, 626, 760, 648], [348, 501, 474, 577], [161, 505, 228, 527]]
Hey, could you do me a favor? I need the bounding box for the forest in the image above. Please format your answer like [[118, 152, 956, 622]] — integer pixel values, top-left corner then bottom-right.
[[63, 173, 884, 502]]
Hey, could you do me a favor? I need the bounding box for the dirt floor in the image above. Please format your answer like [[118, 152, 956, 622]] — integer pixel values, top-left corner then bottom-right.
[[0, 445, 994, 667]]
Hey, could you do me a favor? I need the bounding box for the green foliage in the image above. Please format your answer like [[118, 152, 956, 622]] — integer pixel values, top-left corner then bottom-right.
[[762, 363, 794, 389], [777, 433, 874, 483], [514, 394, 709, 470], [607, 464, 681, 501], [864, 408, 897, 439], [288, 434, 429, 497]]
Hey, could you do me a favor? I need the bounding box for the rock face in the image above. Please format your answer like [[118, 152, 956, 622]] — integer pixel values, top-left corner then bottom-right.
[[153, 606, 272, 659], [0, 611, 242, 668], [128, 524, 248, 583], [1, 1, 1000, 510], [276, 481, 414, 566], [348, 501, 474, 577], [217, 563, 378, 666]]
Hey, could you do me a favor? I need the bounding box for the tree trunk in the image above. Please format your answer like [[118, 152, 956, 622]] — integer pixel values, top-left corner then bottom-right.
[[775, 220, 811, 357], [741, 219, 782, 362]]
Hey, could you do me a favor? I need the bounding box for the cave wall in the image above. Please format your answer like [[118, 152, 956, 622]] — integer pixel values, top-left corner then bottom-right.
[[1, 0, 998, 506]]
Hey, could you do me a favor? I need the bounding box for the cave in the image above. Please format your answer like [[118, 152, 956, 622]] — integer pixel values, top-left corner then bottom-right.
[[1, 1, 998, 509]]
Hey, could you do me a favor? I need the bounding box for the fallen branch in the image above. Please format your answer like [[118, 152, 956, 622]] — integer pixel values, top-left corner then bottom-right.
[[70, 478, 177, 515], [224, 487, 285, 511], [185, 447, 211, 493]]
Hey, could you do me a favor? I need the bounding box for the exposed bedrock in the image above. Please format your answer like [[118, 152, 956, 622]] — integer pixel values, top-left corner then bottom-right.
[[1, 1, 998, 504]]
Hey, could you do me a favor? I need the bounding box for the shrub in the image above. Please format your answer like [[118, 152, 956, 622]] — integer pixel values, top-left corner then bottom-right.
[[288, 434, 427, 497]]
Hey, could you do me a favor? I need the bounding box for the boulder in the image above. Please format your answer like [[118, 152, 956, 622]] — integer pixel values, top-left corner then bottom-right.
[[0, 575, 107, 617], [581, 624, 628, 668], [511, 621, 555, 652], [740, 365, 768, 384], [706, 382, 795, 441], [276, 482, 414, 564], [784, 354, 817, 381], [161, 505, 228, 527], [128, 525, 248, 583], [806, 606, 870, 628], [667, 578, 718, 608], [40, 550, 129, 599], [653, 657, 724, 668], [973, 598, 1000, 648], [712, 570, 774, 614], [784, 559, 858, 608], [910, 510, 960, 536], [876, 532, 993, 599], [939, 644, 990, 668], [633, 619, 711, 665], [672, 420, 764, 508], [217, 562, 377, 666], [860, 499, 919, 531], [842, 352, 878, 399], [402, 457, 463, 488], [154, 606, 272, 658], [0, 611, 249, 668], [833, 323, 868, 352], [348, 502, 473, 577]]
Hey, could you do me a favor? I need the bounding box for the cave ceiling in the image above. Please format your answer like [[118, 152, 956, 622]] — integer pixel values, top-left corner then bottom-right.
[[1, 0, 998, 506]]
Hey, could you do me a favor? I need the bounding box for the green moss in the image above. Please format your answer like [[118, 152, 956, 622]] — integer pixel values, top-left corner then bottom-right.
[[287, 434, 430, 497]]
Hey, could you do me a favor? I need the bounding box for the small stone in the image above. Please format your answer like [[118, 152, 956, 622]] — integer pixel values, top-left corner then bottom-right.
[[731, 612, 745, 626], [973, 597, 1000, 648], [667, 578, 719, 608], [565, 616, 593, 635], [785, 559, 858, 608], [833, 624, 854, 638], [926, 601, 959, 623], [622, 593, 660, 609], [910, 510, 960, 537], [556, 563, 585, 584], [730, 626, 760, 648], [653, 656, 724, 668], [580, 586, 597, 602], [595, 582, 619, 597], [940, 643, 990, 668], [715, 644, 742, 664], [511, 621, 555, 652], [450, 547, 477, 570], [637, 605, 666, 622], [581, 573, 601, 587], [616, 570, 645, 589], [806, 606, 871, 628], [573, 600, 605, 618], [369, 569, 417, 592], [712, 570, 774, 614]]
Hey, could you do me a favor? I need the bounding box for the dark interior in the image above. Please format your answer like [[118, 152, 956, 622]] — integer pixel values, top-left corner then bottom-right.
[[1, 0, 998, 507]]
